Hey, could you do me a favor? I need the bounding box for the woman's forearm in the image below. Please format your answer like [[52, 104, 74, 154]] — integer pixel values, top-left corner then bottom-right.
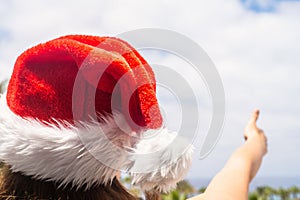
[[221, 134, 266, 182], [202, 137, 265, 199]]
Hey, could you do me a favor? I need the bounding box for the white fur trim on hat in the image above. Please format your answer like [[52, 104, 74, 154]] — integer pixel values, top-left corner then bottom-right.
[[0, 93, 194, 192], [0, 93, 133, 190], [130, 129, 194, 193]]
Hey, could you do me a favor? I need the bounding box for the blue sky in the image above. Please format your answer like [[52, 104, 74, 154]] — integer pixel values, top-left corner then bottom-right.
[[241, 0, 279, 12], [0, 0, 300, 187], [240, 0, 300, 12]]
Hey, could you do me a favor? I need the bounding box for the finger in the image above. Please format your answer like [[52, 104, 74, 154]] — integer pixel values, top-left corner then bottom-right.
[[244, 110, 260, 140], [249, 109, 260, 126]]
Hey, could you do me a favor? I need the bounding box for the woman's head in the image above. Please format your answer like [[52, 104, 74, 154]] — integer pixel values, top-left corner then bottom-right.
[[0, 35, 193, 199]]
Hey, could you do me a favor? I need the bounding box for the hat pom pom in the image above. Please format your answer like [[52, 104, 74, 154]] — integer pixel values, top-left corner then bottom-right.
[[130, 128, 194, 193]]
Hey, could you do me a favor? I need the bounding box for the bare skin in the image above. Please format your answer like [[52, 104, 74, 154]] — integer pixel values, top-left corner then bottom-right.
[[188, 110, 268, 200]]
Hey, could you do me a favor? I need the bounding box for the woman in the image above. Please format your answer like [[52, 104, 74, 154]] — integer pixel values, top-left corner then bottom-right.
[[0, 35, 267, 200], [0, 110, 267, 200], [0, 35, 192, 199]]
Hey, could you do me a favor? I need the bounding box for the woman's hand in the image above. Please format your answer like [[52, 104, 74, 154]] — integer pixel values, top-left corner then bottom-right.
[[244, 109, 268, 156]]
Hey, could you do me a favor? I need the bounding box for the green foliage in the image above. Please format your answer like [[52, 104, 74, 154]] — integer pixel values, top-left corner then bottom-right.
[[162, 190, 186, 200], [121, 175, 300, 200], [249, 185, 300, 200], [248, 192, 259, 200], [278, 187, 290, 200], [176, 180, 195, 194], [161, 180, 195, 200], [289, 186, 300, 199], [198, 186, 206, 194]]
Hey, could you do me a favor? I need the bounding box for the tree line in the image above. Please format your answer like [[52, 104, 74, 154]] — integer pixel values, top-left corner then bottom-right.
[[122, 176, 300, 200], [162, 181, 300, 200]]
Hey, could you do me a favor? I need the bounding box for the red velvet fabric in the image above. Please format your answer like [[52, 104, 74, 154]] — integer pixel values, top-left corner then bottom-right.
[[7, 35, 162, 131]]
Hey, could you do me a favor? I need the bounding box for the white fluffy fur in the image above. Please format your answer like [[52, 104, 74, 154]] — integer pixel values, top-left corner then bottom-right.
[[0, 93, 194, 192], [0, 94, 132, 189], [130, 129, 194, 193]]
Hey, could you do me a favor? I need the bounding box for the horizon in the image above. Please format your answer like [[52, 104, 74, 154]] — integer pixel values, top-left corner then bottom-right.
[[188, 176, 300, 190]]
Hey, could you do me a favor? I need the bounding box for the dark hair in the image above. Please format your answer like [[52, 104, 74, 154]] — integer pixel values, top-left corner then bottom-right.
[[0, 163, 161, 200]]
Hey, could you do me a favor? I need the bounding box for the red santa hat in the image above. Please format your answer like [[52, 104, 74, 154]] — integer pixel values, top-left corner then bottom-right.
[[0, 35, 193, 193]]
